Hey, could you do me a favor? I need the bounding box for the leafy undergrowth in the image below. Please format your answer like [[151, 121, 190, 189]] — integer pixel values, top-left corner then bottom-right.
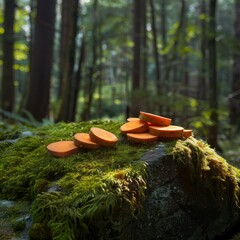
[[0, 120, 152, 239]]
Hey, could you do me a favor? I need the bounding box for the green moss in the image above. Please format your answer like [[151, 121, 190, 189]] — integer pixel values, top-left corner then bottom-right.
[[11, 218, 26, 232], [28, 223, 51, 240], [173, 137, 240, 213], [0, 120, 151, 239], [0, 124, 21, 141], [2, 120, 239, 239]]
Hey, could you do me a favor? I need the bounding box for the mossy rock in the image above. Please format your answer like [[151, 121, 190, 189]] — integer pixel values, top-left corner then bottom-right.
[[0, 120, 151, 239], [132, 137, 240, 240], [0, 120, 240, 239]]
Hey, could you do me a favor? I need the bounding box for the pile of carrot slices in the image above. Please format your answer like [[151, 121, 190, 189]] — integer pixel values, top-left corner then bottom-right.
[[121, 111, 193, 144], [47, 111, 193, 157], [47, 127, 118, 157]]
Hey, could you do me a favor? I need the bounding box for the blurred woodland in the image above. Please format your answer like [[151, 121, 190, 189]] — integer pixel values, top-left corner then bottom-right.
[[0, 0, 240, 150]]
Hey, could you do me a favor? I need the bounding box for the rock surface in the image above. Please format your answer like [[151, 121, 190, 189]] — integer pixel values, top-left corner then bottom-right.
[[130, 143, 240, 240]]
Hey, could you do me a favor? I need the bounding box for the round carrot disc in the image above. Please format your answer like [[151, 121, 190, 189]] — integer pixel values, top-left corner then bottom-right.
[[182, 129, 193, 138], [139, 111, 171, 126], [89, 127, 118, 147], [74, 133, 100, 149], [149, 125, 184, 138], [120, 120, 148, 134], [47, 141, 80, 157], [127, 117, 140, 122], [127, 132, 158, 143]]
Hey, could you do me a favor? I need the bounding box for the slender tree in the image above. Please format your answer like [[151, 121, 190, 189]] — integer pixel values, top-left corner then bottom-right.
[[229, 0, 240, 131], [1, 0, 16, 113], [161, 0, 167, 74], [208, 0, 219, 149], [198, 0, 207, 101], [57, 0, 79, 122], [150, 0, 161, 95], [131, 0, 143, 116], [81, 0, 98, 121], [25, 0, 56, 121], [71, 34, 85, 122], [142, 0, 148, 89], [164, 0, 186, 117]]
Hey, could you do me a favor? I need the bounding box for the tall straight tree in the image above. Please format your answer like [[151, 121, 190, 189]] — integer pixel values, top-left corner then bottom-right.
[[81, 0, 98, 121], [198, 0, 207, 101], [131, 0, 143, 116], [25, 0, 56, 121], [208, 0, 219, 149], [1, 0, 15, 113], [150, 0, 161, 95], [141, 0, 147, 89], [229, 0, 240, 131], [57, 0, 79, 122]]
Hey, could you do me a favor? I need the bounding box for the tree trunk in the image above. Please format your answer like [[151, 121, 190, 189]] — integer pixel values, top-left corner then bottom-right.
[[57, 0, 78, 122], [208, 0, 219, 149], [150, 0, 161, 95], [131, 0, 143, 116], [160, 0, 168, 115], [66, 0, 80, 122], [81, 0, 98, 121], [163, 0, 185, 117], [20, 0, 36, 111], [71, 34, 85, 122], [142, 0, 147, 89], [198, 0, 207, 101], [1, 0, 15, 113], [25, 0, 56, 121], [229, 0, 240, 131]]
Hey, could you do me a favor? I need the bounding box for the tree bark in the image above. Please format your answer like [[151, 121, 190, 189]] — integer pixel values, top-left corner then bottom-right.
[[25, 0, 56, 121], [165, 0, 186, 118], [71, 34, 85, 122], [1, 0, 16, 113], [81, 0, 98, 121], [229, 0, 240, 131], [57, 0, 78, 122], [131, 0, 143, 116], [142, 0, 147, 89], [150, 0, 161, 95], [20, 0, 36, 111], [208, 0, 219, 149], [198, 0, 207, 101]]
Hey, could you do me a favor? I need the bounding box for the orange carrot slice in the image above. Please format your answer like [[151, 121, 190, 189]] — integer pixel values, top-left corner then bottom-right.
[[127, 132, 158, 143], [139, 111, 171, 126], [120, 120, 148, 134], [74, 133, 101, 149], [47, 141, 80, 157], [127, 117, 140, 122], [182, 129, 193, 138], [89, 127, 118, 147], [149, 125, 184, 138]]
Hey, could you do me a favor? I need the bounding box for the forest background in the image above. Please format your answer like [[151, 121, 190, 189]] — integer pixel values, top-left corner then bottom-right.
[[0, 0, 240, 152]]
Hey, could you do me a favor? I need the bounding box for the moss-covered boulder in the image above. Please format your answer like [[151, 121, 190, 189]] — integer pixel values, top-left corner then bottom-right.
[[131, 137, 240, 240], [0, 121, 240, 239]]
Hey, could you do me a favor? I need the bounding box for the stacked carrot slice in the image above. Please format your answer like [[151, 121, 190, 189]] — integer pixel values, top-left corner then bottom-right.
[[47, 110, 193, 156], [47, 127, 118, 157], [121, 111, 193, 144]]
